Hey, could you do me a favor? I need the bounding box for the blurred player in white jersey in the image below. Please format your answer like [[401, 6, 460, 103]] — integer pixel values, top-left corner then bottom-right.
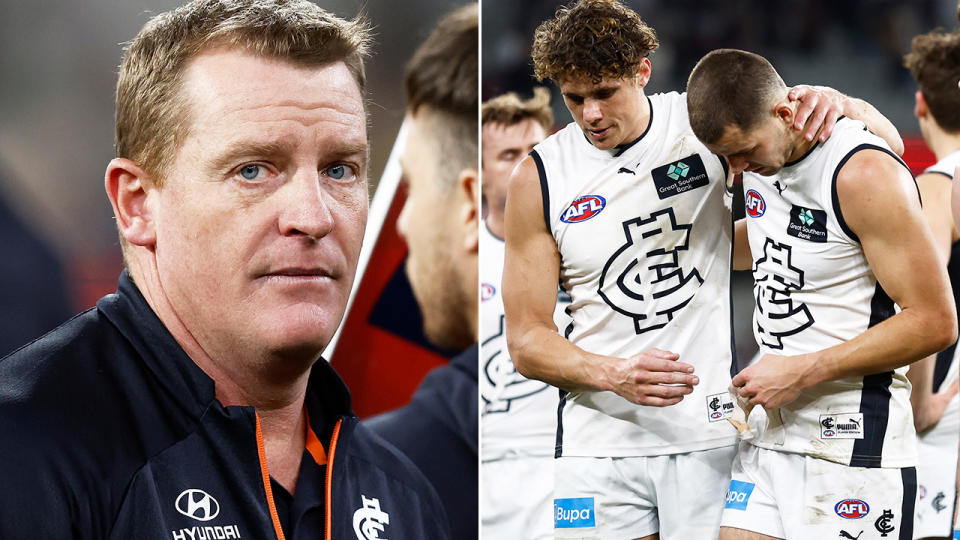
[[906, 29, 960, 540], [501, 1, 903, 538], [480, 87, 570, 540], [687, 48, 957, 540]]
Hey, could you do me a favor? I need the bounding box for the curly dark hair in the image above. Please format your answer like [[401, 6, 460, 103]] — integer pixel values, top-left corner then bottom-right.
[[532, 0, 659, 84], [904, 29, 960, 133]]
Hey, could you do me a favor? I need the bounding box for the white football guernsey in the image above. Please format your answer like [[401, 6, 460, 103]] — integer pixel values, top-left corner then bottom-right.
[[532, 91, 737, 457], [742, 117, 917, 468], [481, 222, 572, 460], [920, 150, 960, 440]]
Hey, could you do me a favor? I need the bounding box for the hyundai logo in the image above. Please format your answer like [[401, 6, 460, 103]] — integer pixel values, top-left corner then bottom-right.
[[175, 489, 220, 521]]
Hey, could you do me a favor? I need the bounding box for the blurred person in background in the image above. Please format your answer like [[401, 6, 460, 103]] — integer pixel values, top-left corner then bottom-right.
[[0, 171, 72, 356], [364, 4, 479, 539], [906, 27, 960, 540], [688, 47, 955, 540], [0, 1, 452, 538], [480, 87, 570, 539]]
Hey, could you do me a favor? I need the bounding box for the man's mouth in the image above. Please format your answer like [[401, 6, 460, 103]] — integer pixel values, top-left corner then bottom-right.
[[588, 126, 611, 138], [261, 267, 335, 281]]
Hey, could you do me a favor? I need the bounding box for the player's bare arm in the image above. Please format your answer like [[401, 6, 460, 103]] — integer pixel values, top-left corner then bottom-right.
[[789, 85, 904, 155], [908, 170, 960, 432], [503, 156, 698, 406], [733, 219, 752, 271], [734, 150, 956, 409]]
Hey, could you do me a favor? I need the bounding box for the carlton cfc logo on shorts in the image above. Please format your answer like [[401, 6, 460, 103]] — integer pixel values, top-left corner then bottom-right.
[[745, 189, 766, 218], [560, 195, 606, 224], [554, 497, 596, 528], [835, 499, 870, 519]]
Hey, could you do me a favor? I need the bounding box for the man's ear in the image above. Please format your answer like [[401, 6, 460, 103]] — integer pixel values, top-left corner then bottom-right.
[[635, 57, 653, 88], [773, 99, 795, 127], [104, 158, 158, 248], [456, 167, 479, 254], [914, 90, 928, 120]]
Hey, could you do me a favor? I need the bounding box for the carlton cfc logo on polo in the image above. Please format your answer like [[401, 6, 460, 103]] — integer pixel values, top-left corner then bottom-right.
[[176, 489, 220, 521], [353, 495, 390, 540], [560, 195, 606, 223], [745, 189, 765, 218]]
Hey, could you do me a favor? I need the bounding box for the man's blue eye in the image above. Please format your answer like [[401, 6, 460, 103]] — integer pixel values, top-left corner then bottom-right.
[[240, 164, 261, 180], [327, 164, 348, 180]]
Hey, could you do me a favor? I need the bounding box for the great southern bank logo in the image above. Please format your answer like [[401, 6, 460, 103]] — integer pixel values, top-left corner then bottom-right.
[[175, 489, 220, 521], [554, 497, 595, 528], [666, 161, 690, 180], [560, 195, 606, 224], [745, 189, 766, 218]]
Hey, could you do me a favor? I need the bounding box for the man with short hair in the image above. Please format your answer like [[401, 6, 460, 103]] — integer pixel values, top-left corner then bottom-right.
[[364, 5, 479, 540], [0, 1, 450, 538], [904, 29, 960, 540], [480, 87, 567, 539], [686, 47, 956, 540], [504, 1, 907, 538]]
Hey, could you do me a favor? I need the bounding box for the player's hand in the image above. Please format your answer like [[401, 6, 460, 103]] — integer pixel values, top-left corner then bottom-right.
[[731, 352, 813, 409], [788, 85, 845, 143], [603, 348, 698, 407], [915, 378, 959, 433]]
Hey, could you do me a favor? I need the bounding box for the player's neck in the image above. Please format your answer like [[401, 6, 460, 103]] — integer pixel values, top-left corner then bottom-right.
[[785, 129, 818, 164], [923, 122, 960, 160], [485, 214, 504, 240], [622, 91, 651, 145]]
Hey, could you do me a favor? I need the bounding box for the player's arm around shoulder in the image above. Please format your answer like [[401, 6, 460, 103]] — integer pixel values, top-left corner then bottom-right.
[[503, 157, 698, 406], [829, 149, 956, 370]]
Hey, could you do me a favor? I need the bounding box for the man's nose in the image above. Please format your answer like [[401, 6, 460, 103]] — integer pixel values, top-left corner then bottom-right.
[[279, 172, 335, 239], [727, 155, 749, 175], [582, 99, 603, 125], [396, 195, 410, 240]]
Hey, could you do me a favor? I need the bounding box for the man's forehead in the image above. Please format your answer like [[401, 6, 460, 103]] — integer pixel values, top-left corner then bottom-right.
[[559, 74, 627, 95], [711, 125, 756, 154], [181, 48, 365, 124], [482, 118, 543, 142]]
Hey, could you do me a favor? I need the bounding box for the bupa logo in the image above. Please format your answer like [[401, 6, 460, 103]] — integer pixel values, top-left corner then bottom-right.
[[835, 499, 870, 519], [481, 283, 496, 302], [561, 195, 606, 223], [353, 495, 390, 540], [554, 497, 596, 528], [725, 480, 755, 511], [175, 489, 220, 522], [745, 189, 766, 218]]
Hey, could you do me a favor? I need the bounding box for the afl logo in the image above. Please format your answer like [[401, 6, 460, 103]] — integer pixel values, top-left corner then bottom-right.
[[745, 189, 765, 218], [561, 195, 606, 223], [710, 411, 723, 419], [481, 283, 496, 301], [175, 489, 220, 521], [834, 499, 869, 519]]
